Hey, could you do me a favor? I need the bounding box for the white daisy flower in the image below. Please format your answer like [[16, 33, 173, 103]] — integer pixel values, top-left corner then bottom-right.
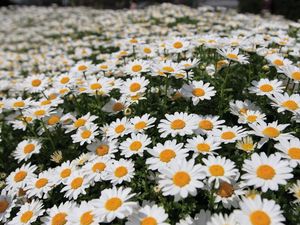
[[13, 139, 42, 162], [106, 159, 135, 185], [120, 133, 151, 158], [241, 152, 293, 192], [185, 135, 221, 155], [87, 138, 118, 158], [41, 202, 74, 225], [248, 78, 284, 96], [274, 137, 300, 167], [71, 123, 99, 145]]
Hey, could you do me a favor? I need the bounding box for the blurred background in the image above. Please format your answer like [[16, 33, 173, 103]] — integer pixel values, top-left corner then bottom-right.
[[0, 0, 299, 21]]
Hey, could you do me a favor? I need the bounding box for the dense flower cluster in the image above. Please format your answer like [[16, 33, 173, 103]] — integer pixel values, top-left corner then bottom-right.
[[0, 3, 300, 225]]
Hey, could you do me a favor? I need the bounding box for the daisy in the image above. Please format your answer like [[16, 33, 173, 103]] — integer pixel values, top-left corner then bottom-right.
[[288, 180, 300, 204], [217, 47, 249, 64], [265, 53, 292, 68], [61, 171, 90, 200], [195, 115, 225, 135], [238, 110, 266, 124], [25, 170, 56, 199], [8, 200, 44, 225], [229, 100, 259, 117], [55, 73, 75, 87], [24, 105, 53, 120], [249, 120, 290, 147], [119, 133, 151, 158], [13, 139, 42, 162], [0, 191, 16, 223], [280, 64, 300, 82], [248, 78, 284, 96], [180, 58, 200, 70], [92, 187, 137, 222], [5, 163, 37, 194], [241, 152, 293, 192], [102, 98, 129, 115], [234, 195, 285, 225], [158, 159, 205, 200], [71, 123, 99, 145], [207, 213, 238, 225], [106, 159, 135, 185], [236, 136, 257, 153], [129, 114, 156, 133], [106, 117, 130, 139], [146, 140, 188, 171], [126, 204, 169, 225], [56, 161, 76, 184], [96, 60, 117, 73], [65, 112, 98, 133], [25, 74, 48, 93], [166, 37, 190, 53], [139, 44, 157, 58], [181, 81, 216, 105], [120, 76, 149, 97], [68, 201, 101, 225], [274, 137, 300, 167], [4, 97, 33, 110], [124, 59, 150, 75], [214, 181, 245, 209], [152, 60, 184, 77], [213, 126, 248, 144], [270, 93, 300, 114], [72, 61, 94, 76], [202, 155, 239, 188], [41, 202, 74, 225], [87, 138, 118, 158], [185, 135, 221, 155], [84, 77, 113, 96], [158, 112, 198, 137], [82, 156, 110, 183]]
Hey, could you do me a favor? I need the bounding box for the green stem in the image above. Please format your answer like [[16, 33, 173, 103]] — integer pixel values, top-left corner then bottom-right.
[[218, 62, 231, 115], [41, 120, 56, 151]]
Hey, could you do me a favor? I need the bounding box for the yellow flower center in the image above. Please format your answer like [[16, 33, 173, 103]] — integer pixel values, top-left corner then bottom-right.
[[130, 82, 141, 92], [0, 200, 9, 213], [74, 118, 86, 128], [48, 115, 60, 125], [105, 197, 122, 211], [129, 141, 142, 151], [162, 66, 174, 73], [35, 178, 48, 188], [78, 65, 87, 71], [96, 144, 109, 156], [250, 210, 271, 225], [90, 83, 102, 90], [282, 100, 299, 111], [241, 143, 254, 151], [273, 59, 284, 66], [173, 171, 191, 187], [247, 115, 257, 123], [159, 149, 176, 162], [92, 162, 106, 172], [141, 217, 158, 225], [114, 166, 128, 178], [20, 210, 33, 223], [13, 101, 25, 108], [41, 100, 51, 105], [51, 212, 67, 225], [71, 177, 83, 189], [259, 84, 273, 92], [171, 119, 186, 130], [209, 165, 225, 176], [112, 102, 124, 112], [262, 127, 280, 138], [81, 130, 92, 139], [100, 65, 108, 69], [134, 121, 146, 130], [196, 143, 210, 152], [80, 211, 94, 225], [173, 41, 183, 49], [14, 171, 27, 182], [132, 65, 142, 72], [115, 124, 125, 134], [24, 143, 35, 154], [199, 120, 213, 130], [34, 109, 46, 116], [60, 77, 70, 84], [32, 79, 41, 87], [291, 71, 300, 80], [288, 147, 300, 159], [192, 88, 205, 97], [227, 53, 238, 60], [256, 165, 276, 180], [217, 182, 234, 198], [60, 168, 71, 178], [143, 48, 152, 54], [221, 131, 236, 140]]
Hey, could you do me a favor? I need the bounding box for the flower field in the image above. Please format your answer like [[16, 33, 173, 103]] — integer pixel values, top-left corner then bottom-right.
[[0, 3, 300, 225]]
